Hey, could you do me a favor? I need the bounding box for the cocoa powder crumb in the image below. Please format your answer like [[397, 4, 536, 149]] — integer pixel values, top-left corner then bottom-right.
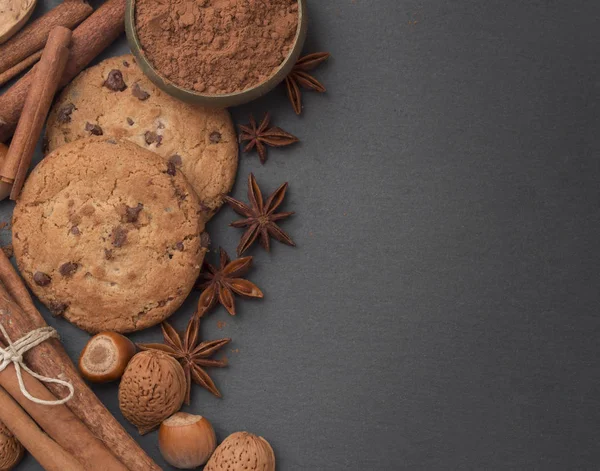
[[134, 0, 299, 94]]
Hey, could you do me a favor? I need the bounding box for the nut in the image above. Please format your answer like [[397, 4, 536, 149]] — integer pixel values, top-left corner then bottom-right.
[[158, 412, 216, 468], [0, 420, 24, 470], [118, 350, 186, 435], [78, 331, 136, 383], [204, 432, 275, 471]]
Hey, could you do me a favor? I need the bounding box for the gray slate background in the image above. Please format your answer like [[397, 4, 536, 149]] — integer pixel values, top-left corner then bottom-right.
[[2, 0, 600, 469]]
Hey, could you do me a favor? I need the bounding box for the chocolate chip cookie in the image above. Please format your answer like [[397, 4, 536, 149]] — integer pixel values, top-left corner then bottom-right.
[[45, 54, 239, 220], [12, 137, 206, 334]]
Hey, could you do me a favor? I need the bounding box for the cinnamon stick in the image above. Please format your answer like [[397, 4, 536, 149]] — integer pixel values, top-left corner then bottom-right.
[[1, 26, 72, 200], [0, 387, 85, 471], [0, 0, 93, 74], [0, 0, 125, 143], [0, 252, 161, 471], [0, 363, 128, 471], [0, 51, 42, 88]]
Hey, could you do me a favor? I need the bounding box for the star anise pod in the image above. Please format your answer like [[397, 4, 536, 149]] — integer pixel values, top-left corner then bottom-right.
[[239, 113, 298, 164], [224, 173, 295, 256], [138, 315, 230, 404], [196, 247, 263, 316], [285, 52, 331, 115]]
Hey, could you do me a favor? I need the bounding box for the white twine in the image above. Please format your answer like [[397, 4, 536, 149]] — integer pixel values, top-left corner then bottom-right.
[[0, 324, 74, 405]]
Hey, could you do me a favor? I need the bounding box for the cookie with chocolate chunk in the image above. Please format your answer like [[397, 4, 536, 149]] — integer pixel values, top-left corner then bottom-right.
[[45, 54, 238, 220], [12, 137, 206, 334]]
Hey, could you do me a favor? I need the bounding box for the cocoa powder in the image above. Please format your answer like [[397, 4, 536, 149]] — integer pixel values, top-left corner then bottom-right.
[[135, 0, 299, 95]]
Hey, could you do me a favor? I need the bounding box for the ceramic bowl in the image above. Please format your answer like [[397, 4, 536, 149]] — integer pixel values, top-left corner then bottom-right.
[[125, 0, 308, 108]]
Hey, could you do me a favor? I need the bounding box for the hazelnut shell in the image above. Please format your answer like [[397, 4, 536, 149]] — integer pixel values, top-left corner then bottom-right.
[[118, 350, 186, 435], [0, 421, 24, 470], [204, 432, 275, 471], [79, 331, 136, 382]]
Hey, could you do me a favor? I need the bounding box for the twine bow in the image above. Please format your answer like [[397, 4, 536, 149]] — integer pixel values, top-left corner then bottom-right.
[[0, 323, 74, 405]]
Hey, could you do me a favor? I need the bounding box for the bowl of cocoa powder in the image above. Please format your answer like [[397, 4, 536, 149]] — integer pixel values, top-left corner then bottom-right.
[[125, 0, 307, 108]]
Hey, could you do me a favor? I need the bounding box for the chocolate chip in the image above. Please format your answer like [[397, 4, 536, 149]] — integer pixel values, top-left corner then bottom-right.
[[168, 154, 182, 167], [200, 232, 211, 248], [123, 60, 130, 67], [111, 226, 128, 247], [165, 161, 176, 176], [104, 69, 127, 91], [209, 131, 221, 143], [85, 122, 103, 136], [105, 138, 117, 144], [144, 131, 158, 145], [48, 301, 68, 317], [156, 135, 163, 147], [124, 203, 143, 223], [104, 249, 114, 260], [131, 83, 150, 101], [59, 262, 78, 277], [33, 272, 51, 286], [71, 226, 80, 235], [57, 103, 76, 124], [127, 117, 134, 126], [175, 241, 184, 251]]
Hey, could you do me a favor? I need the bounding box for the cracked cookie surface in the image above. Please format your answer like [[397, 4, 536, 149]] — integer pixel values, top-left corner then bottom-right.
[[12, 137, 206, 334], [45, 54, 239, 220]]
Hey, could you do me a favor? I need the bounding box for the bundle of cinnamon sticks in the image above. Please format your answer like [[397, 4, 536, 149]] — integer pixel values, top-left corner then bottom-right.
[[0, 249, 160, 470]]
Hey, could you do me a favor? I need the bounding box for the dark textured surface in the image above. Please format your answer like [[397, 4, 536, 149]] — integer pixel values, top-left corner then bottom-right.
[[2, 0, 600, 469]]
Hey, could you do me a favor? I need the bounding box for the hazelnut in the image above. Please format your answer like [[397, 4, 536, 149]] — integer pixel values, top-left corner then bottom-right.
[[118, 351, 186, 435], [204, 432, 275, 471], [158, 412, 216, 468], [78, 332, 136, 383], [0, 421, 24, 470]]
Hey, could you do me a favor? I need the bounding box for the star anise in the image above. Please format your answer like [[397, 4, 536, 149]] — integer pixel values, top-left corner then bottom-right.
[[138, 315, 230, 404], [196, 247, 263, 316], [224, 173, 295, 256], [239, 113, 298, 164], [285, 52, 331, 115]]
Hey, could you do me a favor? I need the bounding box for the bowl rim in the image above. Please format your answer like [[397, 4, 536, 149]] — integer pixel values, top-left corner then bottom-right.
[[125, 0, 308, 106]]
